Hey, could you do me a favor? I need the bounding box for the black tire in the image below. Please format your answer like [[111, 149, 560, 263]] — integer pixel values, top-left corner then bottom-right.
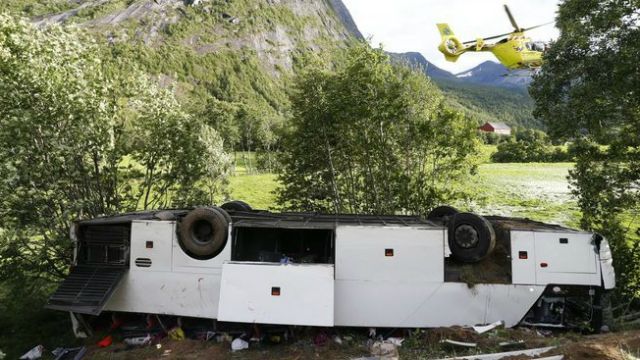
[[448, 213, 496, 263], [215, 205, 232, 223], [221, 200, 252, 212], [178, 207, 229, 259], [427, 205, 459, 220]]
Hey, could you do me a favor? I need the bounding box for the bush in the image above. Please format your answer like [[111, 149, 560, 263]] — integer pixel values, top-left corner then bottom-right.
[[491, 139, 548, 162], [491, 136, 573, 163], [480, 132, 502, 145]]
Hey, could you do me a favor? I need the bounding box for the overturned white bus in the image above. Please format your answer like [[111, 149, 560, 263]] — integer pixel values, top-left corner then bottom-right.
[[47, 203, 615, 332]]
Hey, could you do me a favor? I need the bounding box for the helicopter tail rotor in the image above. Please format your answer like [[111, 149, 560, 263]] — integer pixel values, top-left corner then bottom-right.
[[436, 23, 466, 62]]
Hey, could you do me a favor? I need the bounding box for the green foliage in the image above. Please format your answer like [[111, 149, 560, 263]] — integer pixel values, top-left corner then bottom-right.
[[479, 132, 504, 145], [491, 129, 572, 163], [0, 15, 230, 285], [569, 140, 640, 303], [492, 140, 551, 163], [530, 0, 640, 143], [0, 0, 79, 17], [530, 0, 640, 302], [277, 44, 479, 215]]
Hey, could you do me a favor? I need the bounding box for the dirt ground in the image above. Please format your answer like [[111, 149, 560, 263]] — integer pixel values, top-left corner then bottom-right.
[[543, 331, 640, 360], [82, 328, 640, 360]]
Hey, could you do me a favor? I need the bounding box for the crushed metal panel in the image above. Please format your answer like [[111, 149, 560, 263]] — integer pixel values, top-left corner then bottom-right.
[[217, 262, 334, 326], [103, 271, 222, 318], [334, 282, 546, 328], [46, 266, 125, 315]]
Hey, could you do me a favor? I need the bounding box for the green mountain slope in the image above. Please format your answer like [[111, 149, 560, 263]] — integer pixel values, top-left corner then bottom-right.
[[2, 0, 538, 135], [389, 52, 538, 128], [4, 0, 357, 118], [436, 79, 537, 128]]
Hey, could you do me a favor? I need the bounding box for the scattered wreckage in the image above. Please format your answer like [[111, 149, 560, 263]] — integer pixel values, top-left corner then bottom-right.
[[46, 202, 615, 335]]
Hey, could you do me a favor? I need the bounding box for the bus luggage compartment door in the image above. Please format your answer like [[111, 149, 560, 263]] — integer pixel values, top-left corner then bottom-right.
[[217, 262, 334, 326]]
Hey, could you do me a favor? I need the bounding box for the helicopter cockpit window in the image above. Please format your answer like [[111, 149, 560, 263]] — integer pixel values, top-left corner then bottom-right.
[[527, 42, 547, 52]]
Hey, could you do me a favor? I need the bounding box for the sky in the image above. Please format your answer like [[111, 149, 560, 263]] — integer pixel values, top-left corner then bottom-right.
[[341, 0, 561, 74]]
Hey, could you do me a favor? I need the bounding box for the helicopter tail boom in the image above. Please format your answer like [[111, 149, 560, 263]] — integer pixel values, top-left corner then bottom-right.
[[436, 23, 467, 62]]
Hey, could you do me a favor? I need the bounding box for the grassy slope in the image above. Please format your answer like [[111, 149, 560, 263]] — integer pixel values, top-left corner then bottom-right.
[[229, 149, 580, 227], [470, 163, 580, 226], [435, 79, 538, 128]]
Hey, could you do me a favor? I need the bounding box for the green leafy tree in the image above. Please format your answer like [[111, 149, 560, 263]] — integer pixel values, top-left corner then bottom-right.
[[491, 129, 571, 163], [0, 15, 230, 287], [530, 0, 640, 302], [277, 44, 479, 215]]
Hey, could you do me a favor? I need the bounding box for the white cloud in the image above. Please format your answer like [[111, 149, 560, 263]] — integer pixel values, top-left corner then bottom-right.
[[342, 0, 561, 73]]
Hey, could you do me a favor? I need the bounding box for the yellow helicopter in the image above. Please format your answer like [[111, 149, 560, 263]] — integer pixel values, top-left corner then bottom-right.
[[437, 5, 552, 70]]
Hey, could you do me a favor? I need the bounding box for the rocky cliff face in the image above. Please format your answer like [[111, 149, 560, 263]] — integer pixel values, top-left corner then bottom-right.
[[326, 0, 363, 40], [4, 0, 362, 117], [29, 0, 357, 74]]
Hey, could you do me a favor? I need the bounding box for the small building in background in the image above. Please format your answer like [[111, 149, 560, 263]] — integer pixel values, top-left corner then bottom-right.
[[479, 122, 511, 136]]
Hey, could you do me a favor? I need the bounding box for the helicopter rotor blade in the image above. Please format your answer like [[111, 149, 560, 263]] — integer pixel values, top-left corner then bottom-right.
[[461, 21, 554, 45], [504, 4, 521, 31], [462, 31, 513, 45], [522, 21, 555, 32]]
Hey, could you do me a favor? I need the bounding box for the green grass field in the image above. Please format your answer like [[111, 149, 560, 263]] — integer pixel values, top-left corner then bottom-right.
[[469, 162, 580, 226], [228, 156, 581, 227]]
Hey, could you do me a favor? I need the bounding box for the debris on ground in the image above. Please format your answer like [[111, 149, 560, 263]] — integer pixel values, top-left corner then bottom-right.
[[434, 346, 556, 360], [19, 345, 44, 360], [369, 340, 400, 360], [536, 329, 553, 337], [96, 335, 112, 348], [230, 338, 248, 352], [167, 327, 185, 341], [441, 339, 477, 349], [386, 337, 404, 347], [0, 349, 5, 359], [52, 346, 87, 360], [425, 326, 482, 344], [498, 340, 526, 350], [123, 334, 151, 347], [216, 332, 232, 343], [38, 315, 640, 360], [473, 320, 505, 334]]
